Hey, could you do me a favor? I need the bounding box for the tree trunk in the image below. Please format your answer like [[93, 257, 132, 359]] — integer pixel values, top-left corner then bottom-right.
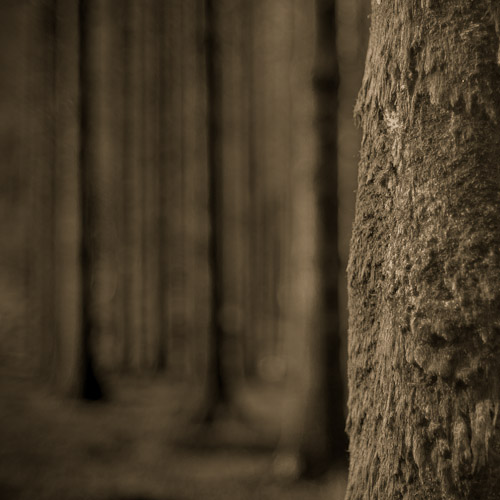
[[78, 0, 104, 400], [52, 0, 81, 393], [98, 0, 127, 372], [26, 0, 58, 382], [120, 0, 145, 373], [203, 0, 229, 421], [347, 1, 500, 498], [298, 0, 347, 478], [156, 0, 168, 373], [181, 0, 212, 383], [140, 0, 161, 372], [163, 0, 187, 378]]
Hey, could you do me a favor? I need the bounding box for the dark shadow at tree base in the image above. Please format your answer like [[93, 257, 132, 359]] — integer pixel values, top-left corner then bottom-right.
[[299, 456, 348, 482], [81, 361, 106, 402]]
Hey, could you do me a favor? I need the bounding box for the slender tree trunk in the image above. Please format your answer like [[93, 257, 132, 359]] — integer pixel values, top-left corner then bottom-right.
[[119, 0, 131, 372], [245, 0, 258, 379], [164, 0, 186, 378], [120, 0, 145, 373], [203, 0, 229, 421], [217, 0, 249, 381], [181, 0, 212, 382], [347, 1, 500, 498], [26, 0, 58, 382], [45, 0, 59, 384], [22, 0, 81, 388], [140, 0, 161, 372], [98, 0, 126, 372], [299, 0, 347, 478], [156, 0, 168, 372], [78, 0, 103, 400], [52, 0, 81, 393]]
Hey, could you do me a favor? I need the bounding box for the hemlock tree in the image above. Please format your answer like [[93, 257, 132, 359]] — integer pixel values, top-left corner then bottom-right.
[[346, 1, 500, 498]]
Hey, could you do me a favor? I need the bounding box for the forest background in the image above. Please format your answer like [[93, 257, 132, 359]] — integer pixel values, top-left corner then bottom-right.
[[0, 1, 368, 499]]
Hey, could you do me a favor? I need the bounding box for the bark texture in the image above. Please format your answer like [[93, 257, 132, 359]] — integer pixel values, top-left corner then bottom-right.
[[347, 1, 500, 498]]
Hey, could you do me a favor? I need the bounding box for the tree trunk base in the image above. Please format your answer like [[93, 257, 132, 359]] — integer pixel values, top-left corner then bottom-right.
[[81, 362, 105, 402]]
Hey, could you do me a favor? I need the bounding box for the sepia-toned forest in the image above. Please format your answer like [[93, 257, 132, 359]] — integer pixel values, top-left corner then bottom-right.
[[1, 0, 367, 499], [5, 0, 500, 499]]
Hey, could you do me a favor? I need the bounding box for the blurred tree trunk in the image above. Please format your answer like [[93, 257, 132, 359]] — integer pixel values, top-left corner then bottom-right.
[[164, 0, 190, 378], [52, 0, 81, 393], [245, 0, 259, 379], [181, 0, 212, 383], [97, 0, 127, 372], [260, 0, 293, 377], [251, 0, 275, 370], [119, 0, 132, 372], [120, 0, 145, 372], [156, 0, 169, 372], [217, 0, 250, 382], [25, 0, 58, 382], [274, 0, 348, 479], [78, 0, 104, 400], [298, 0, 347, 477], [141, 0, 161, 372], [202, 0, 229, 422], [22, 1, 83, 390], [237, 0, 254, 381], [347, 1, 500, 498]]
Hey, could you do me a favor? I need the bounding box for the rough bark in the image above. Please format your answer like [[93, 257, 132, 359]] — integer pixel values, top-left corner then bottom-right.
[[347, 1, 500, 498]]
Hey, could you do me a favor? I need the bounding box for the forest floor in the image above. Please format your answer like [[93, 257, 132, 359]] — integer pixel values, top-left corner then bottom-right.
[[0, 373, 347, 500]]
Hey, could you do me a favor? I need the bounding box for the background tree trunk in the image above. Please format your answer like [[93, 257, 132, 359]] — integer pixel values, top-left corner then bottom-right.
[[26, 0, 58, 383], [347, 1, 500, 498], [298, 0, 347, 478], [52, 0, 81, 394], [203, 0, 229, 421], [155, 0, 169, 373], [78, 0, 104, 400], [120, 0, 145, 373]]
